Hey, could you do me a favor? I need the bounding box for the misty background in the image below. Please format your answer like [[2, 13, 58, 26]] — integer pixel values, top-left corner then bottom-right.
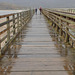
[[0, 0, 75, 9]]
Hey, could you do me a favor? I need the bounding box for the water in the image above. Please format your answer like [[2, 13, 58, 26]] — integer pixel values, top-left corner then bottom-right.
[[0, 10, 24, 16]]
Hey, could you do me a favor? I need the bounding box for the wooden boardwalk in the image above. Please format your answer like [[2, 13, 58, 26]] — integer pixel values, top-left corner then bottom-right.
[[0, 10, 74, 75]]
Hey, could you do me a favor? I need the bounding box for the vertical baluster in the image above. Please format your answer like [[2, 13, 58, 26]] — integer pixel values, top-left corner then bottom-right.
[[59, 18, 62, 36], [24, 12, 25, 23], [13, 14, 15, 35], [17, 13, 19, 32], [24, 12, 26, 25], [26, 11, 28, 23], [22, 12, 24, 26], [56, 25, 59, 32], [20, 12, 22, 27], [21, 12, 23, 26], [29, 9, 31, 18], [7, 16, 10, 43], [19, 13, 21, 29], [65, 27, 69, 43], [27, 11, 28, 19], [23, 12, 25, 26], [55, 17, 58, 32], [65, 18, 69, 43], [24, 12, 26, 24], [26, 11, 28, 19]]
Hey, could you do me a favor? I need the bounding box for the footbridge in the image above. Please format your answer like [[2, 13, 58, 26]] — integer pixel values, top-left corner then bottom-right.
[[0, 9, 75, 75]]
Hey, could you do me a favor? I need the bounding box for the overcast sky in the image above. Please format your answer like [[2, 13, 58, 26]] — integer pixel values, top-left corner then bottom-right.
[[0, 0, 75, 8]]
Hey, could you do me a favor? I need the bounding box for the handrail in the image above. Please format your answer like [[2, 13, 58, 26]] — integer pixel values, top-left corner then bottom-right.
[[0, 13, 16, 18], [0, 9, 35, 56], [48, 8, 75, 15], [45, 9, 75, 20]]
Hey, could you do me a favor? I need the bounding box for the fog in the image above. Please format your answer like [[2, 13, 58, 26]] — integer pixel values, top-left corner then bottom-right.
[[0, 0, 75, 8]]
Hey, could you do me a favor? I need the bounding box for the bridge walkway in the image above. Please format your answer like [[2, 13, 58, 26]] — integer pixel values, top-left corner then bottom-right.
[[0, 10, 74, 75]]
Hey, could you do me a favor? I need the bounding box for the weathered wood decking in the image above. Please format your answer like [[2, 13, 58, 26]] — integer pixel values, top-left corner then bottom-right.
[[0, 10, 74, 75]]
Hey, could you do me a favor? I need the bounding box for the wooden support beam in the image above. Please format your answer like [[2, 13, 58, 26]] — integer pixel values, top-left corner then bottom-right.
[[7, 16, 10, 42], [56, 25, 59, 32], [13, 14, 16, 35], [20, 13, 22, 27], [65, 27, 69, 43], [17, 13, 19, 32]]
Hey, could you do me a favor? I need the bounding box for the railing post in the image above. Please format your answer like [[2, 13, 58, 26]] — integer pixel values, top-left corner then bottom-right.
[[27, 11, 29, 18], [55, 17, 58, 32], [13, 14, 16, 35], [7, 16, 10, 43], [23, 12, 25, 25], [24, 11, 26, 24], [29, 9, 31, 18], [56, 25, 59, 32], [59, 18, 62, 36], [24, 12, 26, 23], [22, 12, 24, 26], [21, 12, 23, 26], [19, 13, 21, 29], [65, 18, 69, 43], [65, 27, 69, 43], [26, 11, 28, 22], [17, 13, 19, 32], [28, 10, 29, 17], [20, 12, 22, 27], [60, 28, 62, 36]]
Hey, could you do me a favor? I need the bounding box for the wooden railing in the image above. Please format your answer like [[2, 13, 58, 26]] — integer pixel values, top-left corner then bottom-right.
[[0, 9, 35, 56], [42, 9, 75, 48], [48, 8, 75, 14]]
